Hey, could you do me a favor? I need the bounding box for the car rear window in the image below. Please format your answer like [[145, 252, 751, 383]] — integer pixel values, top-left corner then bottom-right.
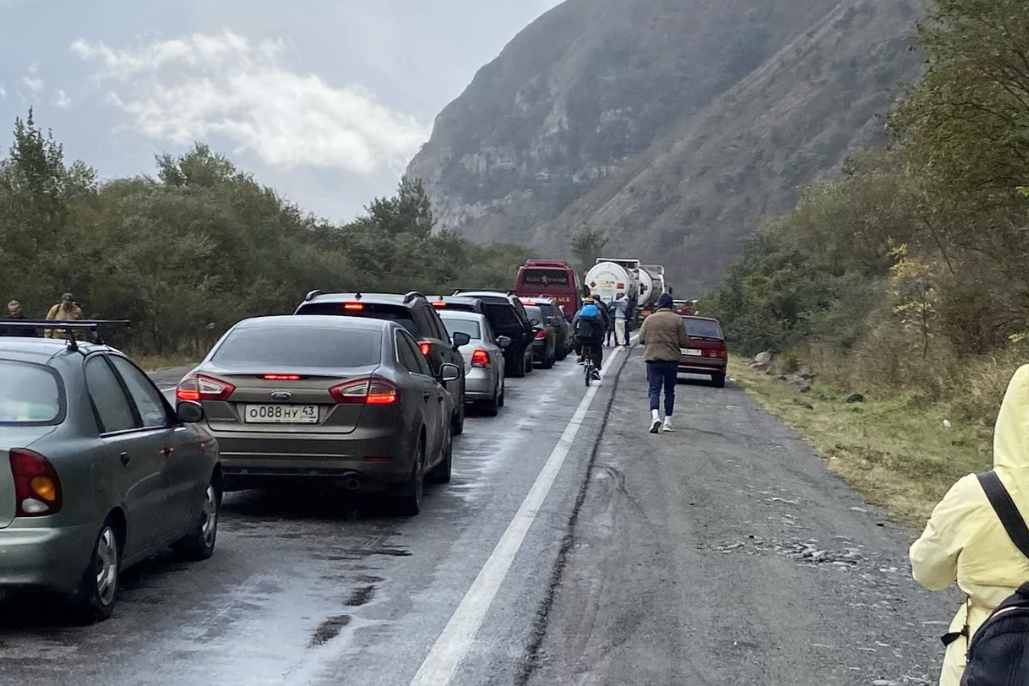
[[0, 361, 62, 424], [213, 327, 382, 368], [295, 302, 417, 336], [683, 319, 723, 339], [485, 303, 521, 329], [440, 316, 481, 340], [524, 306, 544, 323]]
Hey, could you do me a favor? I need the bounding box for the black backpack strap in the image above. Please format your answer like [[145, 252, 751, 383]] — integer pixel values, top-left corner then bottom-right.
[[977, 472, 1029, 561]]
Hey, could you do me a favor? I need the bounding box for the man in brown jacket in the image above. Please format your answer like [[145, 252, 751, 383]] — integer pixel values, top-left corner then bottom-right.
[[45, 293, 86, 340], [638, 293, 689, 433]]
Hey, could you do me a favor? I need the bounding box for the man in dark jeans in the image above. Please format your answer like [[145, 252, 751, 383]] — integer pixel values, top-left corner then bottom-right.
[[638, 294, 689, 433]]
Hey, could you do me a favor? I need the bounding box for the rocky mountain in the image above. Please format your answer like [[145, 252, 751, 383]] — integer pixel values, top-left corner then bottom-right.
[[406, 0, 924, 293]]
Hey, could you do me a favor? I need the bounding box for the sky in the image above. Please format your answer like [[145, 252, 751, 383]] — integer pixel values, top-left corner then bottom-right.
[[0, 0, 561, 220]]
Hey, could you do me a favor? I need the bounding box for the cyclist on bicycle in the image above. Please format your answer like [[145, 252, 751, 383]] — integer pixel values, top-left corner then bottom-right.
[[573, 297, 605, 378]]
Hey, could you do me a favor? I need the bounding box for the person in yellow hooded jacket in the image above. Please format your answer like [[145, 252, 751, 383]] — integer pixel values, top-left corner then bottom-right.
[[910, 364, 1029, 686]]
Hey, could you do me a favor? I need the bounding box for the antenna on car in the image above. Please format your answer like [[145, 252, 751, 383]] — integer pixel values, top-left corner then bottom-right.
[[354, 292, 363, 300]]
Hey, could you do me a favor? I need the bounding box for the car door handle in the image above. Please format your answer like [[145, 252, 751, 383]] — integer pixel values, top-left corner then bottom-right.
[[423, 393, 431, 401], [160, 446, 174, 456], [120, 452, 130, 465], [437, 395, 444, 403]]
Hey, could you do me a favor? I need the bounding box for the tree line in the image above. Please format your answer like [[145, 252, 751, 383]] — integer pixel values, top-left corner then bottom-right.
[[704, 0, 1029, 415], [0, 110, 533, 357]]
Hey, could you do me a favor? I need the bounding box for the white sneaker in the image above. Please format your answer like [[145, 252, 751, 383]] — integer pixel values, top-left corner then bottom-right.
[[662, 417, 674, 432], [650, 410, 661, 434]]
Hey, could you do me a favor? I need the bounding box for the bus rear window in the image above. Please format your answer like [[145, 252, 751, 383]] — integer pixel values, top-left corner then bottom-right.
[[520, 269, 570, 287]]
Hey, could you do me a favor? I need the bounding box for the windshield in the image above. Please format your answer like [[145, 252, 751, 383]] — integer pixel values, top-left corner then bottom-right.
[[440, 316, 482, 340], [213, 326, 382, 368], [0, 361, 63, 424], [683, 318, 723, 339]]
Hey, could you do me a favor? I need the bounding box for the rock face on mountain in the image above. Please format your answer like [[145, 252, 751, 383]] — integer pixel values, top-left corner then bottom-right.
[[406, 0, 924, 293]]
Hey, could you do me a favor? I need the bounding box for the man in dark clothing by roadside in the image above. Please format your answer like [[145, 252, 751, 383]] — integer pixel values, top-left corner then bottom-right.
[[0, 301, 39, 337], [638, 293, 689, 434]]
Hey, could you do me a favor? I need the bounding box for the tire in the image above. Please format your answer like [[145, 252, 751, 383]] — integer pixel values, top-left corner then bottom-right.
[[451, 394, 465, 436], [482, 381, 500, 416], [71, 518, 121, 624], [525, 350, 534, 374], [396, 437, 426, 516], [509, 349, 526, 378], [542, 352, 555, 369], [498, 379, 506, 408], [172, 479, 220, 561], [712, 373, 726, 388], [428, 431, 453, 485]]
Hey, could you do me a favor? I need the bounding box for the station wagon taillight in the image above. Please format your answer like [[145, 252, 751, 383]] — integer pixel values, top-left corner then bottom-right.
[[9, 449, 63, 517], [343, 303, 364, 310], [471, 349, 490, 367], [534, 330, 547, 340], [419, 342, 431, 356], [176, 374, 236, 402], [330, 378, 399, 405]]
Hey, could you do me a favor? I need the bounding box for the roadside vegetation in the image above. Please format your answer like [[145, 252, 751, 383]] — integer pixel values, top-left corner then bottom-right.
[[0, 110, 533, 367], [706, 0, 1029, 520]]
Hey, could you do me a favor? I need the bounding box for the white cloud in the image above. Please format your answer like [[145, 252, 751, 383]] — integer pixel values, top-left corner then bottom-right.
[[52, 89, 70, 108], [70, 30, 429, 174], [21, 75, 42, 91]]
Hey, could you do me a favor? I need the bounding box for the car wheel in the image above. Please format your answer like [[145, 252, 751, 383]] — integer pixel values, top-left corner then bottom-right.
[[542, 349, 555, 369], [71, 517, 121, 624], [482, 380, 501, 416], [712, 373, 726, 388], [396, 437, 426, 516], [172, 479, 220, 561], [498, 378, 506, 408], [428, 430, 453, 484], [525, 350, 534, 374], [451, 393, 465, 436]]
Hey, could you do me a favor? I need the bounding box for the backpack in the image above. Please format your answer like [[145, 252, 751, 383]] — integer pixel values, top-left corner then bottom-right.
[[575, 305, 602, 340], [953, 472, 1029, 686]]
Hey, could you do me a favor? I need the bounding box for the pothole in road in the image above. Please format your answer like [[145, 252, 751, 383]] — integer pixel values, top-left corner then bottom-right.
[[703, 536, 866, 567]]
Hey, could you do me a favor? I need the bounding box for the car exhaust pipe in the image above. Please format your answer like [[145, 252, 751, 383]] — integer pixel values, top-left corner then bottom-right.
[[343, 477, 361, 491]]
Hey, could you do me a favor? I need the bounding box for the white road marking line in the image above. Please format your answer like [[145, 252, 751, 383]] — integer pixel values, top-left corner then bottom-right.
[[407, 344, 629, 686]]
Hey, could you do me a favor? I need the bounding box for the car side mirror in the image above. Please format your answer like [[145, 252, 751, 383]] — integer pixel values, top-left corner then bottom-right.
[[440, 363, 461, 382], [176, 401, 205, 423], [452, 332, 471, 348], [497, 336, 511, 348]]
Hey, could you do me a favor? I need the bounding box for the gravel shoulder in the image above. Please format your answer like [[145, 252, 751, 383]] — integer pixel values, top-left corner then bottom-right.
[[523, 352, 960, 686]]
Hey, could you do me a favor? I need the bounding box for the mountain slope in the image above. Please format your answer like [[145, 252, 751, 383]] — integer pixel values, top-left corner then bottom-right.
[[406, 0, 924, 292]]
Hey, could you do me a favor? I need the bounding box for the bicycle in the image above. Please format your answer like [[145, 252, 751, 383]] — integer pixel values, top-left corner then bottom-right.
[[581, 343, 600, 387]]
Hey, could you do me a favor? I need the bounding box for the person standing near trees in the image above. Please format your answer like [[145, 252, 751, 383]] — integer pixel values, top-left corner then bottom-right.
[[45, 293, 85, 340], [0, 301, 37, 337]]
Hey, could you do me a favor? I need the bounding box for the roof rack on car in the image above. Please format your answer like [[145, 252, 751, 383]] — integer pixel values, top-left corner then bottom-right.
[[403, 291, 425, 304], [3, 319, 131, 352], [304, 290, 323, 302]]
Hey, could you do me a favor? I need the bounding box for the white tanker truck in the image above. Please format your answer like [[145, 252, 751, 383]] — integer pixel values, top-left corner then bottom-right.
[[585, 259, 640, 324], [638, 264, 667, 318]]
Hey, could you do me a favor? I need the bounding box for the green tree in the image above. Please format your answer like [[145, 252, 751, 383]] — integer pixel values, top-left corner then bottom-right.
[[570, 224, 608, 273]]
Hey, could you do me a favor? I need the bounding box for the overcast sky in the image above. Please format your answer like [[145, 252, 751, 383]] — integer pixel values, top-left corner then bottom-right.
[[0, 0, 560, 220]]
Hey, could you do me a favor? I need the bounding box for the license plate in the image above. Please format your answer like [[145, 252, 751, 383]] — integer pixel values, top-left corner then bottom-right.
[[681, 348, 702, 356], [243, 404, 319, 423]]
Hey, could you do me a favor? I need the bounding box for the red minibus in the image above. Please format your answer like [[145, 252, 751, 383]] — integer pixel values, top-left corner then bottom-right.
[[514, 260, 582, 318]]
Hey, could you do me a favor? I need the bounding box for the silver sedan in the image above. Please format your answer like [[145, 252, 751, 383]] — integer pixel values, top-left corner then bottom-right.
[[438, 311, 508, 416]]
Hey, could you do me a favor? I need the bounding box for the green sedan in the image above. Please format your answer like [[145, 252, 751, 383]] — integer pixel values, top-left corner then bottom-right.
[[0, 322, 221, 622]]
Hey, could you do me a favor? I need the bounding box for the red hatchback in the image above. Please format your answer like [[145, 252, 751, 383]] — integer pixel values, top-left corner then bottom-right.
[[677, 316, 728, 387]]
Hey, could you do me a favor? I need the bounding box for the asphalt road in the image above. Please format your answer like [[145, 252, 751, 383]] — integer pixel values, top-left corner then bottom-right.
[[522, 354, 959, 686], [0, 349, 960, 686], [0, 351, 627, 686]]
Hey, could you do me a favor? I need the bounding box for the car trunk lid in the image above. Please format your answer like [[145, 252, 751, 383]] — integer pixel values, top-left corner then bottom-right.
[[194, 365, 381, 435]]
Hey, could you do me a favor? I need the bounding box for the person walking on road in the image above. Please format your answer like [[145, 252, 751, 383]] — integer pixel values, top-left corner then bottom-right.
[[911, 364, 1029, 686], [638, 293, 688, 434], [45, 293, 85, 340], [0, 301, 38, 337], [609, 292, 629, 348]]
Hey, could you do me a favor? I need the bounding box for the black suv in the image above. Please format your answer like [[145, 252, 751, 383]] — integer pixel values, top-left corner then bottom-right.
[[294, 291, 470, 434], [452, 290, 535, 377]]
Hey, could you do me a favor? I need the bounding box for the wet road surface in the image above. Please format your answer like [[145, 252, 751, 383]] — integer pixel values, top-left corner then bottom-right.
[[522, 354, 958, 686], [0, 351, 628, 686], [1, 350, 962, 686]]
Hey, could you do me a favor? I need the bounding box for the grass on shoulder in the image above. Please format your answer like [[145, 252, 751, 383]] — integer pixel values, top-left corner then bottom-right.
[[728, 358, 993, 527], [132, 352, 199, 373]]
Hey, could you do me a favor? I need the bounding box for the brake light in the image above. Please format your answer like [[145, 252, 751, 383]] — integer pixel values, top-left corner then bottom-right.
[[708, 349, 727, 358], [262, 374, 301, 381], [176, 374, 236, 402], [535, 330, 547, 340], [419, 342, 431, 356], [330, 378, 399, 405], [343, 303, 364, 310], [471, 349, 490, 367], [432, 301, 447, 308], [10, 449, 62, 517]]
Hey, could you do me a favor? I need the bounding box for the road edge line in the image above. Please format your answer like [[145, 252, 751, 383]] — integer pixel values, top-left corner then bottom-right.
[[407, 341, 634, 686]]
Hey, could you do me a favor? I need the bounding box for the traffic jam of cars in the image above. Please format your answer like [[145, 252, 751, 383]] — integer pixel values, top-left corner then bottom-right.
[[0, 258, 727, 622]]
